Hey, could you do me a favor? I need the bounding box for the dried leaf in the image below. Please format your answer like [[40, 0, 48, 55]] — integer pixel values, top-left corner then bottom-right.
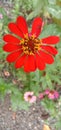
[[43, 124, 51, 130], [12, 112, 16, 120]]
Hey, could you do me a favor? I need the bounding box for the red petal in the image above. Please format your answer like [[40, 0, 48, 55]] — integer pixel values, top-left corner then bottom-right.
[[41, 45, 58, 55], [6, 50, 22, 63], [39, 50, 54, 64], [15, 54, 26, 68], [3, 34, 20, 44], [35, 53, 45, 70], [31, 17, 43, 37], [3, 43, 21, 52], [8, 23, 24, 38], [42, 36, 60, 44], [16, 16, 28, 35], [24, 55, 36, 72]]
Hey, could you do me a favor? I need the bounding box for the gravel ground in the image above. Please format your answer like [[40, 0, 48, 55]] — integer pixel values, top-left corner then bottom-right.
[[0, 95, 52, 130], [0, 94, 57, 130]]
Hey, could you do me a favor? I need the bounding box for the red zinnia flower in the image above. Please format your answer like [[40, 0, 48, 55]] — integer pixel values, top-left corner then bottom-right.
[[3, 16, 60, 72]]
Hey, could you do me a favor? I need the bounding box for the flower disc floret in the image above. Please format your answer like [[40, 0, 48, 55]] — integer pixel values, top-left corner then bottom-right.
[[21, 34, 41, 55]]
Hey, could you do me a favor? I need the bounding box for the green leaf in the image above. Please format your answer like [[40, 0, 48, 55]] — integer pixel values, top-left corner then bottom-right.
[[47, 5, 61, 19], [39, 24, 61, 39], [48, 0, 56, 5], [11, 93, 30, 111], [27, 0, 48, 20]]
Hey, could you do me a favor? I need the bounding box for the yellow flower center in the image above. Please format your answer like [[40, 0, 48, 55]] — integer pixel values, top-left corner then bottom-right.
[[20, 34, 42, 55]]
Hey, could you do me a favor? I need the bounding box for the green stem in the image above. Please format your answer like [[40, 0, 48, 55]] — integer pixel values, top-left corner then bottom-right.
[[24, 73, 31, 91], [24, 70, 41, 95], [26, 73, 31, 88]]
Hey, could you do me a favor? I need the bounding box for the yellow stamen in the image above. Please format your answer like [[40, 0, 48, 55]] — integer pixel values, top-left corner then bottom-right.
[[31, 34, 36, 39], [21, 39, 24, 44], [24, 33, 28, 39]]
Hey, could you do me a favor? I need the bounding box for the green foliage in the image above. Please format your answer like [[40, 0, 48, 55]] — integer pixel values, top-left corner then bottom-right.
[[0, 78, 12, 100], [39, 24, 61, 38], [47, 4, 61, 19], [26, 0, 61, 25], [11, 0, 33, 18], [0, 7, 11, 26], [39, 23, 61, 90], [0, 78, 31, 110], [27, 0, 48, 20], [41, 98, 57, 116], [11, 94, 30, 111]]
